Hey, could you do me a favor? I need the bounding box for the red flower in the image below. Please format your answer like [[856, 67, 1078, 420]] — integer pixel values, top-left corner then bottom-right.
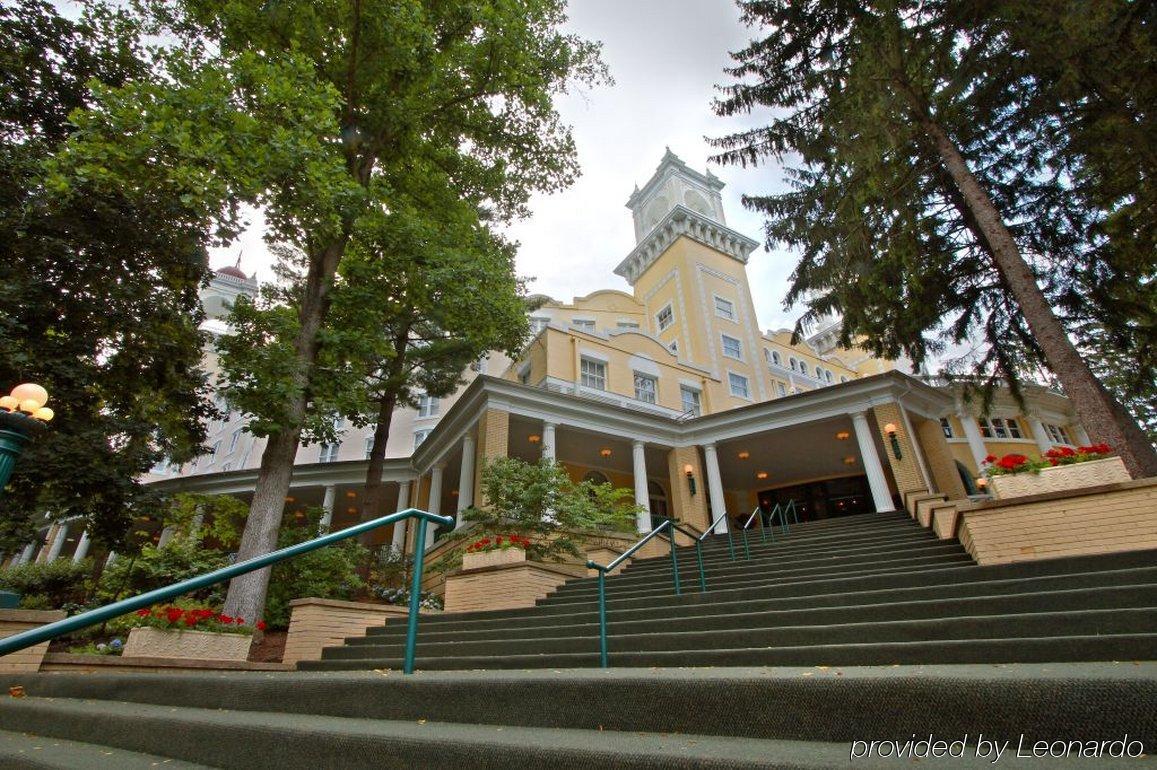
[[135, 608, 151, 617], [183, 614, 198, 626], [256, 620, 267, 631], [165, 607, 184, 624], [235, 617, 245, 625], [984, 454, 997, 463], [218, 614, 234, 625]]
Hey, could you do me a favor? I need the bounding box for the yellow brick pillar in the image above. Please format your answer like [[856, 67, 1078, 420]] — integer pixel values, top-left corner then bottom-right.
[[473, 408, 510, 510], [871, 403, 928, 501], [667, 446, 708, 532], [915, 417, 969, 500]]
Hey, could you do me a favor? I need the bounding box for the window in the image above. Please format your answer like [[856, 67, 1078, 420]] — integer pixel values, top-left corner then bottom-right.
[[721, 334, 743, 360], [529, 316, 549, 333], [940, 417, 955, 438], [824, 369, 834, 383], [573, 319, 595, 332], [1044, 423, 1073, 444], [668, 340, 678, 354], [729, 372, 750, 399], [634, 373, 657, 404], [417, 395, 439, 418], [319, 443, 341, 463], [413, 429, 431, 449], [978, 417, 1023, 440], [680, 386, 701, 416], [228, 428, 242, 452], [656, 304, 674, 331], [799, 361, 809, 377], [210, 441, 221, 457], [518, 368, 531, 385], [769, 349, 782, 366], [469, 354, 487, 373], [221, 462, 233, 472], [840, 376, 849, 383], [617, 321, 640, 330], [334, 416, 346, 430], [789, 357, 798, 372], [777, 382, 787, 397], [580, 358, 606, 390], [714, 296, 736, 321]]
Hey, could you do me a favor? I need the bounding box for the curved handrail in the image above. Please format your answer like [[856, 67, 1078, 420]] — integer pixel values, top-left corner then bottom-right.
[[590, 519, 673, 574], [697, 514, 729, 540], [0, 507, 454, 675]]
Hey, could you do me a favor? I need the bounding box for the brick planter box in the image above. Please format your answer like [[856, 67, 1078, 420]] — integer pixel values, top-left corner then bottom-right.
[[123, 627, 251, 662], [444, 559, 573, 614], [461, 547, 526, 571], [284, 598, 416, 666], [989, 456, 1130, 500], [0, 609, 65, 672]]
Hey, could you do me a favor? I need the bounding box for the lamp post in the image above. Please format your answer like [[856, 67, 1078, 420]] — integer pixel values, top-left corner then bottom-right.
[[0, 383, 53, 500]]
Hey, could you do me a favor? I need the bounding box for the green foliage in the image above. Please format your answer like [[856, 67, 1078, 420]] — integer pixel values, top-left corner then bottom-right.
[[0, 558, 92, 609], [96, 538, 229, 605], [463, 457, 638, 561], [262, 508, 368, 629], [0, 1, 215, 551], [166, 492, 250, 550]]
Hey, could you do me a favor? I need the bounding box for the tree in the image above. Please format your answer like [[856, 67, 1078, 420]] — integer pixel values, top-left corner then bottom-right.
[[55, 0, 606, 622], [712, 0, 1157, 477], [0, 2, 213, 552]]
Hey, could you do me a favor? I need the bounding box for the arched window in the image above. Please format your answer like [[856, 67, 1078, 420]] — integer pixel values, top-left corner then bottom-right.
[[789, 357, 798, 372], [772, 350, 782, 366], [799, 361, 809, 376], [824, 369, 834, 383], [583, 470, 610, 486]]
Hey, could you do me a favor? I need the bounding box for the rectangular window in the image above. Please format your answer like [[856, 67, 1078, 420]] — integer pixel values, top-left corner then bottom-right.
[[580, 358, 606, 390], [1004, 418, 1022, 439], [656, 304, 674, 331], [714, 296, 736, 321], [319, 443, 340, 463], [417, 395, 439, 418], [529, 316, 549, 333], [777, 382, 787, 397], [668, 340, 678, 354], [979, 417, 1021, 440], [634, 373, 657, 404], [728, 372, 750, 399], [413, 429, 431, 449], [617, 321, 640, 330], [721, 334, 743, 360], [680, 386, 701, 416], [940, 417, 954, 438], [572, 319, 595, 332], [365, 435, 375, 459]]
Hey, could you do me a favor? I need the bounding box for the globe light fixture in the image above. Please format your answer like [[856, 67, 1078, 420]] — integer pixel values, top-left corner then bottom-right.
[[883, 422, 903, 460], [683, 464, 696, 495], [0, 383, 53, 501], [737, 451, 750, 460], [599, 448, 612, 458]]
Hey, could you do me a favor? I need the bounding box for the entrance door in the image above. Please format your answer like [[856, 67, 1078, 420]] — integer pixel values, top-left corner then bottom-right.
[[648, 481, 670, 531]]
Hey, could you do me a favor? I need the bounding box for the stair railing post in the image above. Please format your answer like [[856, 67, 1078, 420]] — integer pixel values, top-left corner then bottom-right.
[[759, 506, 768, 543], [694, 540, 707, 593], [790, 499, 800, 525], [596, 569, 609, 668], [402, 516, 430, 675], [780, 502, 790, 535], [668, 523, 681, 596], [725, 520, 736, 561], [741, 525, 751, 560]]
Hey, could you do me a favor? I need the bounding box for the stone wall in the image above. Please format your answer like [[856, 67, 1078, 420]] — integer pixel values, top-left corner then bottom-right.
[[0, 609, 65, 673], [957, 478, 1157, 565]]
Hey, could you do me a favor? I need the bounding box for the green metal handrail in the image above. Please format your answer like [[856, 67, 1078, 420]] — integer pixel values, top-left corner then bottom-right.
[[697, 513, 736, 561], [0, 507, 454, 675], [586, 519, 709, 668], [739, 508, 762, 559]]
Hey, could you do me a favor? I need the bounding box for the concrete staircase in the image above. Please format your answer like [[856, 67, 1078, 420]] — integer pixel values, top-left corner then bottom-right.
[[303, 511, 1157, 671], [0, 512, 1154, 767]]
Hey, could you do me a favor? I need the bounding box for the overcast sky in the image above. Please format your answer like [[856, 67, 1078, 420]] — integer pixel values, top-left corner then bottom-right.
[[213, 0, 807, 332]]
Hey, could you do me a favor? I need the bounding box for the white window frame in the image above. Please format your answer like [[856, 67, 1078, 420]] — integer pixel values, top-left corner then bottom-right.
[[617, 320, 640, 330], [721, 334, 743, 360], [656, 304, 674, 332], [680, 386, 701, 416], [713, 295, 736, 321], [417, 394, 440, 418], [580, 358, 606, 391], [529, 316, 549, 333], [978, 417, 1024, 440], [1045, 423, 1073, 445], [777, 382, 787, 397], [728, 372, 751, 399], [319, 443, 341, 463], [572, 318, 596, 332], [940, 417, 955, 438], [633, 372, 658, 404], [668, 340, 678, 355]]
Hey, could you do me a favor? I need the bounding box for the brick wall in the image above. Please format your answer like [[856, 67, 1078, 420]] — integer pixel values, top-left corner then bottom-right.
[[443, 562, 571, 613], [0, 609, 65, 672], [666, 446, 708, 531], [916, 416, 968, 500], [283, 598, 413, 665], [871, 403, 927, 500], [957, 479, 1157, 565], [473, 408, 510, 510]]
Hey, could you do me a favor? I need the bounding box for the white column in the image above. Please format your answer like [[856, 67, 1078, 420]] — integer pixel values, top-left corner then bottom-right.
[[425, 464, 445, 550], [72, 530, 91, 563], [35, 524, 58, 563], [319, 484, 336, 531], [851, 411, 896, 513], [390, 479, 411, 553], [542, 422, 557, 461], [1074, 424, 1091, 446], [958, 409, 989, 469], [105, 551, 119, 568], [631, 440, 651, 533], [17, 542, 36, 565], [1028, 416, 1053, 453], [157, 526, 176, 548], [456, 434, 476, 528], [45, 521, 69, 562], [702, 443, 730, 534]]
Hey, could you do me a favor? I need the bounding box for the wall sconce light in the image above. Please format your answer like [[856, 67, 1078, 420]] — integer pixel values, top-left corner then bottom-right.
[[835, 431, 850, 440], [755, 471, 768, 480], [599, 448, 613, 458], [528, 434, 541, 444], [450, 490, 459, 497], [285, 496, 296, 503], [684, 463, 696, 495], [737, 451, 750, 460], [346, 507, 357, 514], [883, 422, 903, 460], [345, 491, 357, 498], [976, 476, 989, 493], [844, 456, 856, 465]]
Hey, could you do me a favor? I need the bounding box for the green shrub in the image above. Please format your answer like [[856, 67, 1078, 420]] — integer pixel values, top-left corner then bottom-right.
[[96, 537, 228, 605], [0, 558, 92, 608]]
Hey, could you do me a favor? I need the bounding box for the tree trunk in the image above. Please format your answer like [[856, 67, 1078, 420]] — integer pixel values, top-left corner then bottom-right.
[[360, 327, 411, 542], [222, 236, 350, 622], [920, 117, 1157, 478]]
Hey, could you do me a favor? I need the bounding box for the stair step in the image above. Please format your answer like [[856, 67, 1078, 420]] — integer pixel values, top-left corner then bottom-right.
[[323, 607, 1157, 660], [0, 729, 211, 769], [0, 697, 847, 769], [301, 632, 1157, 671]]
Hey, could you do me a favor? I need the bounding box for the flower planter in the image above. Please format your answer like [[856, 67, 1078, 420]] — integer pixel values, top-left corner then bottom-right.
[[123, 626, 251, 662], [989, 456, 1130, 500], [461, 547, 526, 571]]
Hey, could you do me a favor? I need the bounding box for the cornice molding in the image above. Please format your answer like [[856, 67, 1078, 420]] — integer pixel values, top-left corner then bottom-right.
[[614, 205, 760, 286]]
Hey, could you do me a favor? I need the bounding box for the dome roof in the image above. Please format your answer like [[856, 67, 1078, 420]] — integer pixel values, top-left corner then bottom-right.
[[215, 265, 248, 280]]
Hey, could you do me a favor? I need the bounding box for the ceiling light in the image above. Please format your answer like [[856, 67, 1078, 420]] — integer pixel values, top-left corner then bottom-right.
[[737, 451, 750, 460], [528, 434, 541, 444], [836, 431, 850, 440], [755, 471, 769, 480], [599, 448, 612, 458], [844, 456, 856, 465], [345, 491, 357, 498]]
